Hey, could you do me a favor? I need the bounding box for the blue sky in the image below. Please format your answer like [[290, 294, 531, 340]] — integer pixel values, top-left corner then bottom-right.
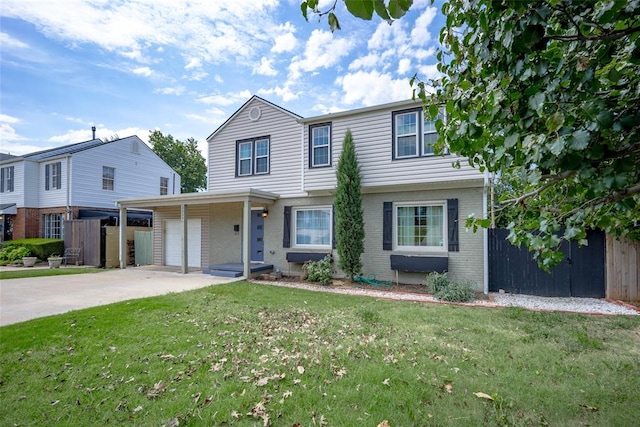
[[0, 0, 443, 159]]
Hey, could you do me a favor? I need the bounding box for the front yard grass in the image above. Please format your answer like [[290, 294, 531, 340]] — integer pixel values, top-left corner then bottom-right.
[[0, 267, 104, 280], [1, 281, 638, 426]]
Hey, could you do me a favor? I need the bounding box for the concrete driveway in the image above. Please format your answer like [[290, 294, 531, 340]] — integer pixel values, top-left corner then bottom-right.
[[0, 266, 239, 326]]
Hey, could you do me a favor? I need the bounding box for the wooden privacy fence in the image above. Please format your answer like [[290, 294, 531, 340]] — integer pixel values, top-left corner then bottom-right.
[[606, 235, 640, 302], [64, 219, 102, 267]]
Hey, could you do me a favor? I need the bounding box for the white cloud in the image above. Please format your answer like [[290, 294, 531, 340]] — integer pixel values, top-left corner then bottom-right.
[[197, 90, 252, 106], [186, 107, 226, 123], [289, 29, 354, 80], [155, 86, 185, 96], [410, 6, 437, 45], [258, 84, 299, 102], [0, 113, 20, 124], [0, 32, 28, 49], [368, 19, 409, 52], [271, 22, 298, 54], [397, 58, 412, 75], [348, 52, 382, 71], [337, 70, 413, 106], [132, 66, 152, 77], [253, 56, 278, 76], [48, 126, 148, 144], [184, 58, 202, 70]]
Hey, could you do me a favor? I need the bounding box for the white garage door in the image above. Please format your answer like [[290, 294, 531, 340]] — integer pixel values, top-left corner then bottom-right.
[[164, 218, 201, 267]]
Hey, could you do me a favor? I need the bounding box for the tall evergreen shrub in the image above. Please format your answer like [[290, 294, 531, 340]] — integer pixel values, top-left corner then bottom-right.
[[334, 129, 365, 280]]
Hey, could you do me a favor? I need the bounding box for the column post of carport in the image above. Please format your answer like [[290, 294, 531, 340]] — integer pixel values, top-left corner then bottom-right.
[[242, 199, 251, 278], [181, 204, 188, 274], [119, 206, 127, 269]]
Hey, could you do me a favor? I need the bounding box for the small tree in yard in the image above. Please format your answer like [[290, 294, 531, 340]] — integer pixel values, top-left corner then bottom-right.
[[334, 129, 365, 280]]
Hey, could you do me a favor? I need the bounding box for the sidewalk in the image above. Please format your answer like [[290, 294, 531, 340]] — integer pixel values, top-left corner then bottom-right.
[[0, 266, 238, 326]]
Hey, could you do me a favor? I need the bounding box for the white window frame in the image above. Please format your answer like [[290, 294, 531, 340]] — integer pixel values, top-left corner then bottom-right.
[[393, 109, 446, 159], [0, 166, 14, 193], [160, 177, 169, 195], [310, 123, 331, 167], [254, 138, 270, 175], [43, 213, 63, 239], [237, 137, 270, 177], [394, 201, 447, 253], [102, 166, 115, 191], [293, 206, 332, 249], [45, 162, 62, 191]]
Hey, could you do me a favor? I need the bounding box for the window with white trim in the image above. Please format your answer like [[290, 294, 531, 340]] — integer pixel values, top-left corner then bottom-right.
[[293, 206, 332, 248], [236, 136, 270, 176], [392, 109, 444, 159], [0, 166, 14, 193], [310, 123, 331, 167], [43, 213, 63, 239], [45, 162, 62, 190], [160, 177, 169, 195], [102, 166, 115, 190], [395, 202, 446, 251]]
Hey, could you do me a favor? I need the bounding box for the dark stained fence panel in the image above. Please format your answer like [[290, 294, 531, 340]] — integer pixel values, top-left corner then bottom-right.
[[489, 229, 605, 298]]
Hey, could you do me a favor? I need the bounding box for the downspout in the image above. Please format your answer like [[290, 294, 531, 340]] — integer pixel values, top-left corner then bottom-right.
[[66, 155, 71, 220], [483, 170, 490, 294], [300, 123, 305, 193]]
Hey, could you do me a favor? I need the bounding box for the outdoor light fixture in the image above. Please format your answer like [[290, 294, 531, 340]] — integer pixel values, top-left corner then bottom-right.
[[261, 207, 269, 218]]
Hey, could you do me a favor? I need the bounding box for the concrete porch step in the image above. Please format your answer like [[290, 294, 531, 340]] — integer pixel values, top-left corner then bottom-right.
[[208, 269, 243, 278]]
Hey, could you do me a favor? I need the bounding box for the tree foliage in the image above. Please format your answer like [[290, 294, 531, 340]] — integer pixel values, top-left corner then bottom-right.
[[149, 130, 207, 193], [334, 129, 365, 279], [301, 0, 413, 32], [304, 0, 640, 268]]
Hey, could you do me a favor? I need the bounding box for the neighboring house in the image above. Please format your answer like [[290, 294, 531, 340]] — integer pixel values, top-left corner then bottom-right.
[[0, 135, 180, 242], [118, 96, 488, 290]]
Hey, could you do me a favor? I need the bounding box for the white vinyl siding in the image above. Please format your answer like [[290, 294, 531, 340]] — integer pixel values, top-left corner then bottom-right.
[[102, 166, 115, 190], [303, 101, 482, 192], [293, 206, 332, 249], [310, 123, 331, 167], [395, 201, 446, 252], [70, 136, 180, 208], [208, 97, 302, 197]]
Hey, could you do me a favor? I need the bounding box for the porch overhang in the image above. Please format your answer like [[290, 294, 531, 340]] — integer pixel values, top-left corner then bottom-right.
[[115, 189, 279, 276]]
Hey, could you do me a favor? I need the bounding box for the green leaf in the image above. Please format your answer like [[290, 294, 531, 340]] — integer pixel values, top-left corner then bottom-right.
[[345, 0, 375, 20], [388, 0, 413, 19], [569, 130, 590, 150], [528, 92, 545, 115], [545, 112, 564, 132], [504, 134, 518, 149], [549, 137, 565, 156], [373, 0, 392, 21], [428, 103, 439, 119], [300, 1, 309, 21], [328, 12, 341, 32]]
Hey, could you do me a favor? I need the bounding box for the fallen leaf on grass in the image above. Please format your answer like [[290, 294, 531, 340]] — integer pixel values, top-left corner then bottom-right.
[[580, 404, 598, 412], [377, 421, 390, 427], [256, 373, 285, 387], [133, 405, 143, 413], [297, 365, 305, 374], [382, 378, 390, 386], [147, 381, 166, 399], [441, 381, 453, 393], [473, 392, 493, 400]]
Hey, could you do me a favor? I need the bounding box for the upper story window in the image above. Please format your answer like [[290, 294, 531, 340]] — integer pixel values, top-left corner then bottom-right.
[[294, 206, 332, 248], [0, 166, 14, 193], [45, 161, 62, 191], [236, 136, 270, 177], [309, 123, 331, 168], [160, 177, 169, 195], [392, 109, 443, 159], [395, 201, 446, 252], [103, 166, 115, 191], [131, 140, 139, 154]]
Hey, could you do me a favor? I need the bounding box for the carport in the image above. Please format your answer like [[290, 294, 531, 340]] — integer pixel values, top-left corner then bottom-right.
[[116, 189, 278, 277]]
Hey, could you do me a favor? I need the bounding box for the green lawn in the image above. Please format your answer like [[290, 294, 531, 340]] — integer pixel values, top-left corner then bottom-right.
[[0, 267, 104, 280], [1, 281, 638, 426]]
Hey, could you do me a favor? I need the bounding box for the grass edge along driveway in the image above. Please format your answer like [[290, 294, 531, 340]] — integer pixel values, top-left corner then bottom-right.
[[1, 281, 638, 426]]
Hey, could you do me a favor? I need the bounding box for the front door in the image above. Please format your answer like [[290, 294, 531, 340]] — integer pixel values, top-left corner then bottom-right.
[[250, 210, 264, 262]]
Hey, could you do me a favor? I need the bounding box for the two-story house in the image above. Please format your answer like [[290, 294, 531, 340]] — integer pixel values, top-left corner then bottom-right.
[[0, 135, 180, 242], [117, 96, 488, 291]]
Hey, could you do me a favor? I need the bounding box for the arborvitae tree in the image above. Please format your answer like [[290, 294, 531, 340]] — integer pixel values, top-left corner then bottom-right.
[[334, 129, 364, 280]]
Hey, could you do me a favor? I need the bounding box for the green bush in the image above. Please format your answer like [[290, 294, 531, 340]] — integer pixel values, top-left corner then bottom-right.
[[425, 272, 475, 303], [302, 254, 333, 286], [0, 239, 63, 261], [0, 246, 33, 263]]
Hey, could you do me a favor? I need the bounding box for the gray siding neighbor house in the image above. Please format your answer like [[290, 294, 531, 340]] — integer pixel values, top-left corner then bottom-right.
[[117, 95, 489, 291]]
